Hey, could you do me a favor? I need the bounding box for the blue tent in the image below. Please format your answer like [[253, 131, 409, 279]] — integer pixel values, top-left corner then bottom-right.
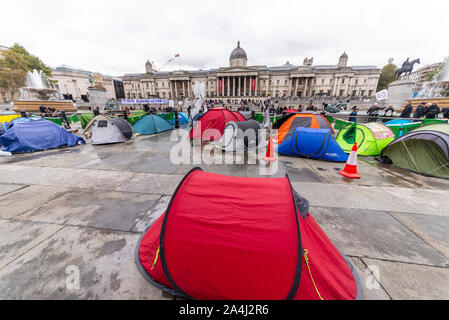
[[133, 114, 174, 135], [169, 112, 189, 125], [0, 120, 85, 153], [385, 119, 413, 125], [277, 127, 348, 162]]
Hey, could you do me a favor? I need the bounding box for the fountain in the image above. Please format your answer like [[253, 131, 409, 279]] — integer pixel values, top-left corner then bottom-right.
[[405, 57, 449, 109], [13, 69, 76, 112], [191, 81, 206, 119]]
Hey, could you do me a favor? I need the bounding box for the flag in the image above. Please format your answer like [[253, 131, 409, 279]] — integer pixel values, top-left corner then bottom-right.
[[375, 89, 388, 101], [175, 54, 180, 58], [343, 120, 357, 144]]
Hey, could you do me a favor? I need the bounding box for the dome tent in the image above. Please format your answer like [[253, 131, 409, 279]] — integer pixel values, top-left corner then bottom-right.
[[169, 112, 189, 125], [0, 120, 85, 153], [232, 111, 247, 121], [136, 168, 362, 300], [190, 107, 243, 141], [336, 122, 395, 156], [83, 116, 134, 145], [381, 124, 449, 179], [133, 114, 174, 135], [274, 112, 334, 145], [220, 120, 267, 152], [278, 128, 348, 162]]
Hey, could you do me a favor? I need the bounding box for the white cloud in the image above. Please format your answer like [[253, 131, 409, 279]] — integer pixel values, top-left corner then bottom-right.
[[1, 0, 448, 75]]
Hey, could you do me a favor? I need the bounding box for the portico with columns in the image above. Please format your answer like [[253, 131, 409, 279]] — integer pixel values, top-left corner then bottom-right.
[[122, 42, 380, 101]]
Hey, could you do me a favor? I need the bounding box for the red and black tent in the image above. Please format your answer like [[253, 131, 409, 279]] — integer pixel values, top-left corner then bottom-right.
[[189, 107, 243, 141], [136, 168, 362, 300]]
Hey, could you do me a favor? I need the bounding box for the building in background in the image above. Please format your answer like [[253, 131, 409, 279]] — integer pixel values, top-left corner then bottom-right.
[[50, 65, 119, 102], [406, 62, 443, 93], [122, 42, 381, 101], [113, 78, 125, 99]]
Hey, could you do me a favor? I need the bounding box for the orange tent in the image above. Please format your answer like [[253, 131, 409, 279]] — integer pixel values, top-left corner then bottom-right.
[[274, 112, 334, 144]]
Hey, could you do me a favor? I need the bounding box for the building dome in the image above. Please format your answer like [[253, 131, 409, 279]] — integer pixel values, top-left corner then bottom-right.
[[230, 41, 247, 60], [340, 52, 348, 59]]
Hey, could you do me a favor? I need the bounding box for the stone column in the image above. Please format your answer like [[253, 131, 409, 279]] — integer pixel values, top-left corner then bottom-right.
[[216, 78, 219, 97], [288, 78, 292, 96], [332, 77, 338, 97], [266, 79, 269, 96], [255, 77, 258, 97], [227, 77, 230, 97], [303, 78, 308, 98], [237, 77, 240, 96], [233, 77, 236, 96], [182, 81, 185, 97], [243, 77, 246, 97]]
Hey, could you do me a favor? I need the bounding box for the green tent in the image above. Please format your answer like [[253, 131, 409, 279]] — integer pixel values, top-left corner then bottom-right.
[[81, 113, 95, 128], [381, 124, 449, 179], [254, 113, 283, 124], [336, 122, 395, 156], [333, 118, 353, 131]]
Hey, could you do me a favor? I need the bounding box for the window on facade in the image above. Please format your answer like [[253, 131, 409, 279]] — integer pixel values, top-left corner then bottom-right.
[[355, 79, 358, 85], [284, 80, 288, 85], [352, 90, 357, 96], [321, 79, 324, 84], [339, 90, 344, 96], [361, 90, 365, 96], [277, 80, 279, 85], [369, 90, 373, 97], [342, 78, 345, 84]]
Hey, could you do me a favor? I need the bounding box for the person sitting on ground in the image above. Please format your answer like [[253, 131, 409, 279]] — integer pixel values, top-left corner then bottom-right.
[[424, 103, 440, 119], [400, 103, 413, 118], [93, 106, 100, 116], [306, 104, 315, 111], [413, 102, 426, 118], [349, 106, 358, 122]]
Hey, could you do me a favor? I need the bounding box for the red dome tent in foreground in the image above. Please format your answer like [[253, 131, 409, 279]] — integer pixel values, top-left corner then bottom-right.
[[189, 107, 244, 141], [136, 168, 362, 300]]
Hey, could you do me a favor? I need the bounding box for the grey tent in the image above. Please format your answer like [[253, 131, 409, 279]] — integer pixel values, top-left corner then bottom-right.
[[220, 120, 267, 152], [83, 116, 134, 145]]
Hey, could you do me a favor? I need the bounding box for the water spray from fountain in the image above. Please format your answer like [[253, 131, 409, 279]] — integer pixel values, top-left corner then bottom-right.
[[19, 69, 60, 101], [191, 82, 206, 119]]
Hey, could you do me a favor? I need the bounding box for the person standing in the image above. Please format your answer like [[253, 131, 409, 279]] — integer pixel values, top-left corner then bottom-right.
[[413, 102, 426, 118], [349, 106, 358, 122]]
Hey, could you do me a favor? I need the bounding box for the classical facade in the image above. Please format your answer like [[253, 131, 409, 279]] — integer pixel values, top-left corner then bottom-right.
[[51, 65, 118, 101], [123, 42, 380, 101]]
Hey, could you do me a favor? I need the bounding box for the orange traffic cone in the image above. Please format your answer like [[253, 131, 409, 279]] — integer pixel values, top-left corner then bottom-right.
[[339, 142, 361, 179], [264, 134, 277, 162]]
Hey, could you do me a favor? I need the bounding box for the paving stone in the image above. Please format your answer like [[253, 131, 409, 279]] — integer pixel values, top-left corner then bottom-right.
[[348, 256, 390, 300], [132, 196, 170, 233], [0, 220, 64, 269], [17, 189, 160, 232], [389, 212, 449, 259], [309, 206, 449, 267], [0, 226, 168, 299], [363, 258, 449, 300], [115, 173, 184, 195], [0, 184, 26, 197], [0, 185, 73, 219]]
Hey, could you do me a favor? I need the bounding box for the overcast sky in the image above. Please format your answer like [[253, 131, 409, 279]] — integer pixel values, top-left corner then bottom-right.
[[1, 0, 448, 76]]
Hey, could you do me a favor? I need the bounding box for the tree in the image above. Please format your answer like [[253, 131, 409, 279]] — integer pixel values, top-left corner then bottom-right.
[[0, 43, 52, 100], [376, 63, 397, 91]]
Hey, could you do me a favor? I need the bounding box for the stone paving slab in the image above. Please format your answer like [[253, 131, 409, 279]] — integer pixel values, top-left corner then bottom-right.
[[16, 189, 160, 232], [292, 182, 449, 217], [363, 258, 449, 300], [0, 164, 57, 185], [116, 173, 184, 195], [348, 256, 390, 300], [0, 226, 167, 300], [0, 184, 26, 197], [309, 206, 449, 267], [0, 185, 73, 219], [40, 167, 135, 191], [389, 212, 449, 259], [0, 219, 64, 269], [132, 196, 171, 233]]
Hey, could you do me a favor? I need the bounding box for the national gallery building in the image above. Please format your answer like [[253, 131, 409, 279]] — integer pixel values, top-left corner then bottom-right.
[[122, 42, 380, 101]]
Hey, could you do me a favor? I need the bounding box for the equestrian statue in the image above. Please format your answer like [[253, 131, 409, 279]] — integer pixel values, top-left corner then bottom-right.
[[395, 58, 420, 78]]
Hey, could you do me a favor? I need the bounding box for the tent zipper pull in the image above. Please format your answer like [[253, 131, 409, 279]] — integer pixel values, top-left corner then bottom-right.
[[151, 246, 160, 270], [303, 249, 324, 300]]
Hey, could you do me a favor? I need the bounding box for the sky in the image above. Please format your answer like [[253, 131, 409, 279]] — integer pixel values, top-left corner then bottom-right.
[[1, 0, 448, 76]]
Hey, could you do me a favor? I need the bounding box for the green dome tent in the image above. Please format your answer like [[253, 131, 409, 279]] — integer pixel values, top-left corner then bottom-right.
[[381, 124, 449, 179], [336, 122, 395, 156]]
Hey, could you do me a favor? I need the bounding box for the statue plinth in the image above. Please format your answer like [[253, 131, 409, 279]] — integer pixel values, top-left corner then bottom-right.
[[88, 87, 108, 106], [386, 79, 415, 109]]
